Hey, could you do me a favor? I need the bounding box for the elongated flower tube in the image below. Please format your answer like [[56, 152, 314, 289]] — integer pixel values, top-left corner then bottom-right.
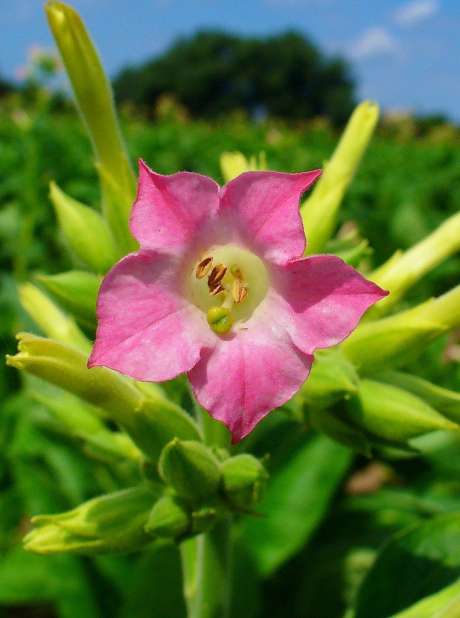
[[89, 162, 387, 441]]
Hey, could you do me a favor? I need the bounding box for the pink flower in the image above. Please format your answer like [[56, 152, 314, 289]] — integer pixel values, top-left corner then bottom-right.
[[88, 161, 387, 442]]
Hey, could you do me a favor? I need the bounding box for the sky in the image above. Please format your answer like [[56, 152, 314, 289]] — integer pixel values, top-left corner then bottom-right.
[[1, 0, 459, 120]]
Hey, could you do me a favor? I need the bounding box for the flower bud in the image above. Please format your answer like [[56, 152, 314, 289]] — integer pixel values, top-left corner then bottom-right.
[[378, 371, 460, 425], [221, 454, 268, 509], [145, 494, 190, 539], [24, 487, 156, 555], [49, 182, 118, 272], [159, 439, 221, 502], [7, 334, 200, 460], [369, 210, 460, 317], [301, 348, 358, 408], [342, 287, 460, 373], [346, 379, 458, 443], [19, 283, 90, 353], [45, 1, 135, 253], [37, 270, 100, 330], [220, 151, 266, 183], [302, 101, 379, 254]]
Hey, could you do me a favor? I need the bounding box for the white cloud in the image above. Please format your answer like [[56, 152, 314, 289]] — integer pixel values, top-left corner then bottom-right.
[[394, 0, 439, 27], [349, 27, 399, 61]]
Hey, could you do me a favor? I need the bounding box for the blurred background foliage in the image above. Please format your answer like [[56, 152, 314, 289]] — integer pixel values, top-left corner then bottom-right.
[[1, 27, 460, 618]]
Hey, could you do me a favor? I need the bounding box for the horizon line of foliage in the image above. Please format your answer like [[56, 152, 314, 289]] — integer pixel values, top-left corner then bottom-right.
[[112, 30, 356, 126]]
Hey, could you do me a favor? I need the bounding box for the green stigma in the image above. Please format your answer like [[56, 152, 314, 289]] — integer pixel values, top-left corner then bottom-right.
[[207, 307, 234, 335]]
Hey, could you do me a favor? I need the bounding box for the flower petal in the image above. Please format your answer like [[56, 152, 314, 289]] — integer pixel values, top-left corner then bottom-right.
[[220, 170, 321, 264], [273, 254, 388, 354], [129, 160, 220, 255], [88, 251, 214, 381], [188, 320, 313, 442]]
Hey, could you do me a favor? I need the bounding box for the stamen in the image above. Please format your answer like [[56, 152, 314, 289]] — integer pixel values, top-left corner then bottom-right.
[[209, 284, 225, 296], [195, 257, 213, 279], [232, 279, 248, 304], [208, 264, 227, 288]]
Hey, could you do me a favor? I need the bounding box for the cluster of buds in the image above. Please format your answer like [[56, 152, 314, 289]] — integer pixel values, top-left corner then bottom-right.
[[6, 1, 460, 557]]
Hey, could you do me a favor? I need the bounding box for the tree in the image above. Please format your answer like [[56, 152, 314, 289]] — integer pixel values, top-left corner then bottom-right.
[[113, 30, 356, 125]]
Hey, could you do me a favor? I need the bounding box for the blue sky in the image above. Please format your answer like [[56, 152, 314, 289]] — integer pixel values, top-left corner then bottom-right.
[[1, 0, 459, 120]]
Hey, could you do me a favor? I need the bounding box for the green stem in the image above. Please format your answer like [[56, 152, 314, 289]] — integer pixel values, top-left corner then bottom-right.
[[180, 407, 232, 618]]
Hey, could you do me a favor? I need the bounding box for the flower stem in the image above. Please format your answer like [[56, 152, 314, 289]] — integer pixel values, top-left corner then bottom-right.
[[180, 407, 232, 618]]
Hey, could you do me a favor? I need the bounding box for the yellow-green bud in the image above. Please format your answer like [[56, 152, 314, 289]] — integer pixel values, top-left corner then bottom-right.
[[369, 210, 460, 317], [342, 287, 460, 373], [220, 151, 266, 183], [221, 454, 268, 509], [24, 487, 156, 555], [49, 182, 118, 272], [18, 283, 90, 353], [37, 270, 100, 330], [207, 307, 233, 334], [302, 101, 379, 254], [159, 439, 221, 502], [7, 334, 200, 460], [346, 379, 458, 443], [301, 348, 359, 408], [145, 495, 190, 539], [45, 1, 135, 253]]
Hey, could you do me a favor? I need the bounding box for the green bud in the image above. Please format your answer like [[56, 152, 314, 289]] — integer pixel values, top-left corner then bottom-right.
[[342, 287, 460, 373], [302, 101, 379, 254], [221, 454, 268, 509], [145, 494, 190, 539], [220, 151, 266, 183], [37, 270, 99, 330], [19, 283, 90, 353], [159, 439, 221, 502], [301, 348, 359, 408], [24, 487, 156, 555], [49, 182, 118, 272], [369, 210, 460, 317], [7, 334, 200, 460], [378, 371, 460, 425], [346, 379, 458, 443], [45, 1, 135, 253]]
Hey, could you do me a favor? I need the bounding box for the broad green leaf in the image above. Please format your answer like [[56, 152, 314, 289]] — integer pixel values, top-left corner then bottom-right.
[[241, 433, 352, 575], [392, 579, 460, 617], [355, 512, 460, 618]]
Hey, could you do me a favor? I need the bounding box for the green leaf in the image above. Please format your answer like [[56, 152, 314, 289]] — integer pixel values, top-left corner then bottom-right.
[[355, 512, 460, 618], [392, 579, 460, 617], [241, 433, 352, 575]]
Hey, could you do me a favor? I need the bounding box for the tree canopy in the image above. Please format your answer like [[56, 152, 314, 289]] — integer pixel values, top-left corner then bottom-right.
[[113, 30, 356, 125]]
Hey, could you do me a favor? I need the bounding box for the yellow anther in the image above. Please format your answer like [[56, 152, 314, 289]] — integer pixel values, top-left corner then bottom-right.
[[208, 264, 227, 289], [207, 307, 234, 335], [232, 279, 248, 304], [209, 284, 225, 296], [195, 257, 213, 279]]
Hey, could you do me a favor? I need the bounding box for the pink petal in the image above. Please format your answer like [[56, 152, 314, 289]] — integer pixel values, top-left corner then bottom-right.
[[129, 160, 220, 255], [88, 251, 214, 381], [188, 317, 313, 442], [272, 254, 388, 355], [220, 170, 321, 265]]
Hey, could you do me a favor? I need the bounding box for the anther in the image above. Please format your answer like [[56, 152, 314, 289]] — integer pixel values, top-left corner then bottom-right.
[[209, 284, 225, 296], [232, 279, 248, 304], [208, 264, 227, 288], [196, 257, 213, 279]]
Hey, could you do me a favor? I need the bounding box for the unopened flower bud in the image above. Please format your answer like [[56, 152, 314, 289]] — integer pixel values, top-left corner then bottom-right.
[[49, 181, 118, 272], [159, 439, 221, 502], [346, 379, 458, 443], [24, 487, 156, 555], [369, 210, 460, 317], [302, 101, 379, 254], [221, 454, 268, 509], [342, 286, 460, 373], [7, 334, 200, 460], [37, 270, 99, 330], [145, 494, 190, 539], [19, 283, 90, 353], [302, 348, 358, 408]]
